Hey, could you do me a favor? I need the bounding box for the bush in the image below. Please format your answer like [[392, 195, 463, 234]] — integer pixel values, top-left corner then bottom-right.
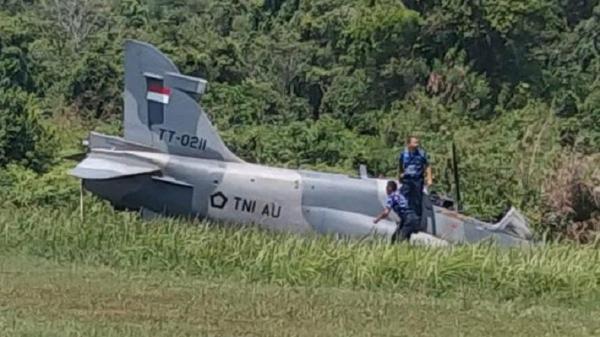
[[542, 153, 600, 242], [0, 162, 80, 208], [68, 36, 122, 119], [0, 87, 56, 172]]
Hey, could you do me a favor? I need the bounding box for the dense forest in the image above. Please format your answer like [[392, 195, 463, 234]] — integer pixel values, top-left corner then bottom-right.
[[0, 0, 598, 240]]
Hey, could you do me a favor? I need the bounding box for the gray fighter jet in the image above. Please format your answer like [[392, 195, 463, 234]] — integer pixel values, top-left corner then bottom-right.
[[70, 40, 534, 246]]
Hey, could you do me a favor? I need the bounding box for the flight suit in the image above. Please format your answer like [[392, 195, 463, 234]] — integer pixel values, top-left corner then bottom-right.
[[386, 190, 419, 243], [399, 147, 428, 218]]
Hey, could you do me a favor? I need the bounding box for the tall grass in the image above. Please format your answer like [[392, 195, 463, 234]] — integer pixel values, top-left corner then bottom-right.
[[1, 202, 599, 301]]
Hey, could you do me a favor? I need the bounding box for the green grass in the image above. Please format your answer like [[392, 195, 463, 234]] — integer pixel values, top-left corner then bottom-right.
[[1, 254, 600, 337], [2, 203, 600, 336], [1, 203, 600, 302]]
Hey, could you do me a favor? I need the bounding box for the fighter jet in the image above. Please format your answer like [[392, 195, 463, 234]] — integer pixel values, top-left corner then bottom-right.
[[70, 40, 534, 246]]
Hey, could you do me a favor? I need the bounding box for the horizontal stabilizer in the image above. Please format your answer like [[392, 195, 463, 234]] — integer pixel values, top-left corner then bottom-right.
[[70, 153, 160, 180], [165, 72, 207, 95]]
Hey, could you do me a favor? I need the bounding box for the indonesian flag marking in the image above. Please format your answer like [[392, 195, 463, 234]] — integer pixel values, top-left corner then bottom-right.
[[147, 84, 171, 104]]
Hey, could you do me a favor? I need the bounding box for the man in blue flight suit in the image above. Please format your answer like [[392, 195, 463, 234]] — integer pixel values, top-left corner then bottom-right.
[[398, 136, 432, 218], [373, 180, 420, 243]]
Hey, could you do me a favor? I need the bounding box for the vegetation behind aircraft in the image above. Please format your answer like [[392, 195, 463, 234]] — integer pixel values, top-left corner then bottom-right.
[[0, 3, 599, 333], [0, 0, 598, 239]]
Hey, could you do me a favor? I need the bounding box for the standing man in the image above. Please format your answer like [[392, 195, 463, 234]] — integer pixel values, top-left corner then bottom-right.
[[373, 180, 420, 243], [398, 135, 432, 218]]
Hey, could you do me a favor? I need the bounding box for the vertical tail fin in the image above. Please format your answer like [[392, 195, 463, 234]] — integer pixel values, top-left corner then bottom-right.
[[123, 40, 242, 162]]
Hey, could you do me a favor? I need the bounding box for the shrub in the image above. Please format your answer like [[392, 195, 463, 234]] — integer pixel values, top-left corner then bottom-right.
[[542, 153, 600, 242], [0, 87, 56, 172], [0, 162, 79, 208], [68, 37, 122, 119]]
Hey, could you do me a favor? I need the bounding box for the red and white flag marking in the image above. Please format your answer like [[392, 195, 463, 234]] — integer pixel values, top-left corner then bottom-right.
[[147, 84, 171, 104]]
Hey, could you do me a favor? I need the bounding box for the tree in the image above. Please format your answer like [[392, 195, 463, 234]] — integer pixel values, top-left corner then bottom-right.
[[41, 0, 107, 51], [0, 13, 37, 91]]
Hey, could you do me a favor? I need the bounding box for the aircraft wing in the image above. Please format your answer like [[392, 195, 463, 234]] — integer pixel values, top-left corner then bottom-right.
[[70, 152, 161, 180]]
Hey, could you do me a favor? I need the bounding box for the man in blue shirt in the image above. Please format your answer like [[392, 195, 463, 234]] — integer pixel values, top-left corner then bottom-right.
[[398, 136, 432, 218], [373, 180, 420, 242]]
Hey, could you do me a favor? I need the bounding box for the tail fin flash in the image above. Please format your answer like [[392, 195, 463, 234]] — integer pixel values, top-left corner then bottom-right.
[[123, 40, 242, 162]]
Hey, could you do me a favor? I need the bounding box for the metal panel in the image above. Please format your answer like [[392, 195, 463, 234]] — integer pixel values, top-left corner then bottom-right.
[[206, 163, 311, 233], [165, 72, 208, 95], [303, 206, 395, 237], [70, 153, 159, 179], [300, 170, 382, 216]]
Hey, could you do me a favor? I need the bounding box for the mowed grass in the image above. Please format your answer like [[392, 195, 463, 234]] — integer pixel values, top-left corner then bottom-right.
[[1, 254, 600, 337], [1, 203, 600, 302]]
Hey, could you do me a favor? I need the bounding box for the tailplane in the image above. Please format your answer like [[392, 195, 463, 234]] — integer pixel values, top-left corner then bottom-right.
[[123, 40, 242, 162]]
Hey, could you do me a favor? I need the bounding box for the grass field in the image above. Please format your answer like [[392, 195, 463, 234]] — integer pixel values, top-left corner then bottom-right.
[[1, 203, 600, 336], [2, 254, 600, 337]]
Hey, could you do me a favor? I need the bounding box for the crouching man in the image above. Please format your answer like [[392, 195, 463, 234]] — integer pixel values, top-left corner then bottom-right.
[[373, 180, 420, 243]]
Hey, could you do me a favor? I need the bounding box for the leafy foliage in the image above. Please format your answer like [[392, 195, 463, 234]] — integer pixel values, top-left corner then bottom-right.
[[0, 1, 598, 234], [0, 88, 56, 172], [0, 162, 79, 208]]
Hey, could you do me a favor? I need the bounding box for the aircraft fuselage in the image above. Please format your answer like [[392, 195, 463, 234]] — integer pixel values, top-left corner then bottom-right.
[[83, 149, 399, 237]]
